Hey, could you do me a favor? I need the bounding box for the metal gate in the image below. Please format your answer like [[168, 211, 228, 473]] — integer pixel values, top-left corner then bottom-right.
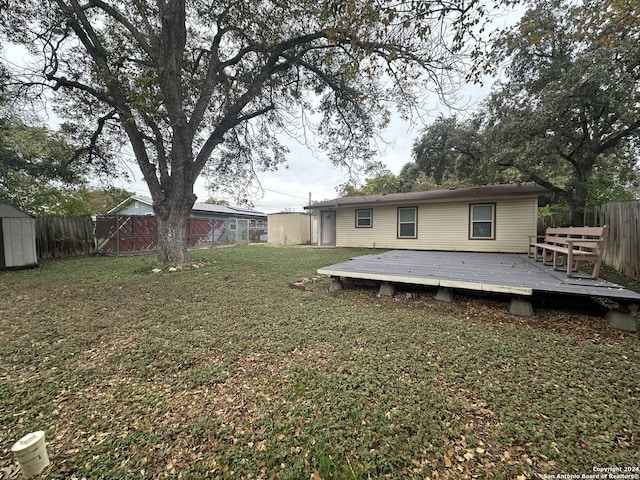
[[96, 215, 250, 255], [235, 219, 249, 246]]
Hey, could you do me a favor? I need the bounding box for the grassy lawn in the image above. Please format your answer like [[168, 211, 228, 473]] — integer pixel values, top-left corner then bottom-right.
[[1, 245, 639, 479]]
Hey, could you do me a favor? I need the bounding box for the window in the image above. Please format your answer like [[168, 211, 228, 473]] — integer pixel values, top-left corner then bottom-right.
[[397, 207, 417, 238], [470, 204, 495, 239], [355, 209, 373, 228]]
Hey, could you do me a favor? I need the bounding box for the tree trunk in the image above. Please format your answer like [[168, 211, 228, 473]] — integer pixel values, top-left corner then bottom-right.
[[154, 194, 196, 265], [568, 181, 588, 227]]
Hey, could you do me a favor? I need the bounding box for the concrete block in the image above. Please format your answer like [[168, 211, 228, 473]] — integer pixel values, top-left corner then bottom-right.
[[606, 309, 638, 332], [435, 287, 453, 303], [378, 282, 396, 296], [510, 297, 534, 317], [329, 278, 344, 292]]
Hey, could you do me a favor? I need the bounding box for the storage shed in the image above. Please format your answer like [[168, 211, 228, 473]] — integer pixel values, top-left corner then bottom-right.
[[267, 212, 318, 245], [0, 203, 38, 270]]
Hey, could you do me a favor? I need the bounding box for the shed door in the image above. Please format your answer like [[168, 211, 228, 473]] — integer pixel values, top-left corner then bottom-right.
[[321, 211, 336, 246], [2, 218, 37, 268]]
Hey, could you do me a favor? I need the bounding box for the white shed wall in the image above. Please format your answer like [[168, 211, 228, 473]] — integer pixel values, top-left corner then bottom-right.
[[268, 213, 312, 245], [2, 217, 38, 267]]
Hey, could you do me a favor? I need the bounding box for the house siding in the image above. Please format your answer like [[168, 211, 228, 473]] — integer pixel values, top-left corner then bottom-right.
[[335, 197, 537, 253], [118, 201, 154, 216]]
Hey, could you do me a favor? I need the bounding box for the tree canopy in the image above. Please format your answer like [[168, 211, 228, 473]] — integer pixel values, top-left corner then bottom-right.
[[409, 0, 640, 225], [1, 0, 511, 263], [1, 65, 132, 216], [0, 113, 92, 215]]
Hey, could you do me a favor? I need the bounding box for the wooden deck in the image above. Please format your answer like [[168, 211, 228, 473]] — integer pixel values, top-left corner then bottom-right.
[[318, 250, 640, 302]]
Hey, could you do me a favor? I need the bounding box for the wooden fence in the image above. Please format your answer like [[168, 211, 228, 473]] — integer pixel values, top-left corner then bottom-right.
[[36, 216, 96, 260], [590, 200, 640, 282]]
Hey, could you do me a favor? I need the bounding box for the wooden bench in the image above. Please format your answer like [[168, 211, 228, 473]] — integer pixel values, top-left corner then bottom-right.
[[528, 226, 608, 278]]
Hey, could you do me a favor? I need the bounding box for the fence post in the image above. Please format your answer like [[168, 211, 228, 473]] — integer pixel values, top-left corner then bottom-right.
[[116, 215, 120, 257]]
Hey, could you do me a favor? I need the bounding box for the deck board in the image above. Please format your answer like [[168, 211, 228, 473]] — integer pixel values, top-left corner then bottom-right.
[[318, 250, 640, 302]]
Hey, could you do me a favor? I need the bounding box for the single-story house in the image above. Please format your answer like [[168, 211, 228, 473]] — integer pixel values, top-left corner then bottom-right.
[[0, 203, 38, 270], [304, 183, 548, 253], [109, 195, 267, 226], [267, 212, 318, 245]]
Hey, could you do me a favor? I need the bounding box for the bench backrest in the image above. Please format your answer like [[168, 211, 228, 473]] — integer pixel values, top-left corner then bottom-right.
[[544, 225, 608, 251]]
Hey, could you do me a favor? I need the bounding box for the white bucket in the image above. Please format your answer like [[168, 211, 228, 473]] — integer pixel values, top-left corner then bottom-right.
[[11, 431, 50, 478]]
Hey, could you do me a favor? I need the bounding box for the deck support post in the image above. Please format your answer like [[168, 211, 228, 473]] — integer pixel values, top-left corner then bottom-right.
[[605, 304, 638, 332], [329, 278, 344, 292], [509, 297, 534, 317], [378, 282, 396, 296], [435, 287, 454, 303]]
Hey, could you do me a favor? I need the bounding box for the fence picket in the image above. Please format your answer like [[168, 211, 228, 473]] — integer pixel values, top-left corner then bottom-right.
[[36, 216, 96, 260], [593, 201, 640, 282]]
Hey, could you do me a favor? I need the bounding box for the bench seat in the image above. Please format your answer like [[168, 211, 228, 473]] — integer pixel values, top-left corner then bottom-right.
[[528, 226, 608, 278]]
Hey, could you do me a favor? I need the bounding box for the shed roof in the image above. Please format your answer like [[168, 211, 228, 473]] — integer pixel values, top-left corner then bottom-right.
[[110, 195, 266, 218], [305, 183, 548, 210], [0, 203, 33, 218]]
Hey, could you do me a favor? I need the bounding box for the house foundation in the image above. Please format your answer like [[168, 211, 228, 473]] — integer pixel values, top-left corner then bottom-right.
[[509, 297, 534, 317], [435, 287, 454, 303], [606, 304, 639, 332]]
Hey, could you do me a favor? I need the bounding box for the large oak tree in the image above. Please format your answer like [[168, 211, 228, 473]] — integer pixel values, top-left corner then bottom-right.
[[1, 0, 502, 263], [412, 0, 640, 225], [483, 0, 640, 225]]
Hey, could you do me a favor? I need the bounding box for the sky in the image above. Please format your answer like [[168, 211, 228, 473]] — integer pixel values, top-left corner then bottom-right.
[[233, 87, 491, 213], [2, 9, 513, 215], [81, 78, 492, 214]]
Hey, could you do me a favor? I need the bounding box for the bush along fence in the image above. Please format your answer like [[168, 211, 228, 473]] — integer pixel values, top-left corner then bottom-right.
[[36, 216, 96, 260], [95, 215, 252, 255]]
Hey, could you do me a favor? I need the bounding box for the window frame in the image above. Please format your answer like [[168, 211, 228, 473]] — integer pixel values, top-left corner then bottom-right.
[[355, 209, 373, 228], [469, 203, 496, 240], [397, 207, 418, 239]]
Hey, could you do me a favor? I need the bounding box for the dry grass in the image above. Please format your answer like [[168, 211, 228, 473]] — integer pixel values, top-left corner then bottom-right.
[[1, 246, 639, 479]]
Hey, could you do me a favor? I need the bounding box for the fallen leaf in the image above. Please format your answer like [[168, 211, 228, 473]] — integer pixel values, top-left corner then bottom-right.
[[444, 454, 452, 468], [311, 471, 322, 480]]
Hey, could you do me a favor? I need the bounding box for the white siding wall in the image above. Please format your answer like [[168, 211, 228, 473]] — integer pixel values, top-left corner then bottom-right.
[[335, 197, 538, 253], [118, 201, 154, 216], [2, 217, 37, 267]]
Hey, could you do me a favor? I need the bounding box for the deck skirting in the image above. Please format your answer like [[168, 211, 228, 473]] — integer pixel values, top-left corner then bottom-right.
[[318, 250, 640, 303]]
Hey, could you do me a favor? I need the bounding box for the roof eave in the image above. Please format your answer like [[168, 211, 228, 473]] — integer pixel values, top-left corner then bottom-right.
[[305, 187, 549, 210]]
